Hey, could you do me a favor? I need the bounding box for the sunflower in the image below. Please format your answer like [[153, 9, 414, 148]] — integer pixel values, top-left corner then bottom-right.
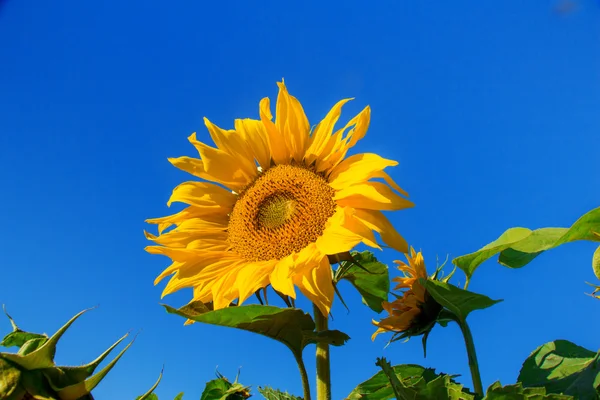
[[145, 81, 413, 316], [372, 248, 441, 340]]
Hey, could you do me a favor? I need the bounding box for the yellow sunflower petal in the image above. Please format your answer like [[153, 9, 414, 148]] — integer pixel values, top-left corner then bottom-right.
[[328, 153, 398, 190], [203, 118, 257, 176], [294, 256, 334, 317], [334, 182, 414, 211], [304, 98, 353, 166], [269, 255, 297, 298], [276, 81, 310, 162], [342, 210, 381, 250], [316, 207, 364, 255], [260, 97, 290, 165], [167, 181, 236, 208], [236, 260, 277, 305], [234, 118, 271, 169], [353, 209, 408, 253]]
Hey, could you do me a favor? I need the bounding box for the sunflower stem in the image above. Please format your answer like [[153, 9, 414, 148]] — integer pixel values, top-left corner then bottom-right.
[[456, 317, 483, 396], [293, 351, 312, 400], [313, 304, 331, 400]]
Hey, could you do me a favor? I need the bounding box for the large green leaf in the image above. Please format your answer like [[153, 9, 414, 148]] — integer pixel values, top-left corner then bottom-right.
[[163, 303, 349, 357], [258, 386, 302, 400], [592, 244, 600, 281], [453, 207, 600, 279], [518, 339, 600, 399], [334, 251, 390, 313], [419, 279, 502, 321], [347, 361, 472, 400], [483, 381, 573, 399]]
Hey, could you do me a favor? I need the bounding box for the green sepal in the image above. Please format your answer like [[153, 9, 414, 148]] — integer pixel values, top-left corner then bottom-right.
[[136, 368, 163, 400], [1, 306, 48, 349], [200, 372, 250, 400], [0, 357, 26, 400], [54, 335, 135, 400], [1, 308, 93, 370], [257, 386, 302, 400], [43, 332, 129, 389], [20, 369, 58, 400]]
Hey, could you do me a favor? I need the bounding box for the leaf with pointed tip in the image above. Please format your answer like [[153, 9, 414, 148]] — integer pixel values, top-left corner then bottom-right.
[[200, 375, 250, 400], [347, 362, 470, 400], [1, 307, 48, 349], [174, 393, 184, 400], [1, 309, 93, 370], [484, 381, 573, 399], [163, 303, 349, 357], [453, 207, 600, 279], [518, 340, 600, 399], [258, 386, 302, 400], [0, 357, 25, 400], [55, 336, 135, 400], [420, 279, 502, 321], [334, 251, 390, 313], [136, 369, 163, 400]]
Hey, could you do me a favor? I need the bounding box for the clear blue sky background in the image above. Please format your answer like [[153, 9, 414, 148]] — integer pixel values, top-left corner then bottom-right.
[[1, 1, 599, 399]]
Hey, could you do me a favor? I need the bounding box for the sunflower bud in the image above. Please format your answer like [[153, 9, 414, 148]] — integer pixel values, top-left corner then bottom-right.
[[372, 247, 442, 343], [0, 308, 132, 400]]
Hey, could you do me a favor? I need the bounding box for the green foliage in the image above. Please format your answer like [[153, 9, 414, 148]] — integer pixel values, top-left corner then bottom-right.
[[163, 302, 349, 358], [518, 340, 600, 399], [136, 369, 164, 400], [453, 207, 600, 279], [592, 244, 600, 280], [419, 279, 502, 322], [347, 359, 473, 400], [0, 308, 133, 400], [334, 251, 390, 313], [258, 386, 303, 400], [200, 372, 250, 400], [484, 381, 573, 399]]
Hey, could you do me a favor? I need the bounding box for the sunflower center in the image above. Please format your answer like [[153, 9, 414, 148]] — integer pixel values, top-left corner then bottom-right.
[[228, 164, 337, 261]]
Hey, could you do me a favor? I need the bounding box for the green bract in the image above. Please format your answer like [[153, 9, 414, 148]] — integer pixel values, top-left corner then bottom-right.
[[0, 308, 132, 400]]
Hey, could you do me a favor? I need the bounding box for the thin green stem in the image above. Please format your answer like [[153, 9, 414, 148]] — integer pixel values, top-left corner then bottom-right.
[[293, 351, 311, 400], [313, 304, 331, 400], [456, 317, 483, 395]]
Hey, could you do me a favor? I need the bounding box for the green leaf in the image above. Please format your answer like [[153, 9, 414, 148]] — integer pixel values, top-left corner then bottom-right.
[[347, 362, 472, 400], [136, 368, 163, 400], [592, 244, 600, 281], [174, 393, 184, 400], [483, 381, 574, 399], [1, 306, 48, 349], [419, 279, 502, 321], [518, 339, 600, 399], [200, 374, 250, 400], [20, 369, 57, 400], [453, 207, 600, 279], [0, 357, 26, 400], [334, 251, 390, 313], [18, 338, 48, 356], [258, 386, 302, 400], [163, 303, 349, 357]]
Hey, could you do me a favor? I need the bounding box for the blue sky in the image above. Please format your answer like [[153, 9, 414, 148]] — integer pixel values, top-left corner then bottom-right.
[[1, 1, 599, 399]]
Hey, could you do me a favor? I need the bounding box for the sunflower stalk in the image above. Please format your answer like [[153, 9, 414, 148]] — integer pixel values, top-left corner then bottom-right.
[[313, 304, 331, 400]]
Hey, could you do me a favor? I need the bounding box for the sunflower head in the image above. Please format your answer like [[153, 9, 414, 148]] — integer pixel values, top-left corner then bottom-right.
[[372, 247, 442, 341], [145, 81, 413, 317]]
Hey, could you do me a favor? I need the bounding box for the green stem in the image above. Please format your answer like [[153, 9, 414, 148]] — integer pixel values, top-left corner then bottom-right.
[[456, 317, 483, 396], [313, 304, 331, 400], [293, 351, 311, 400]]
